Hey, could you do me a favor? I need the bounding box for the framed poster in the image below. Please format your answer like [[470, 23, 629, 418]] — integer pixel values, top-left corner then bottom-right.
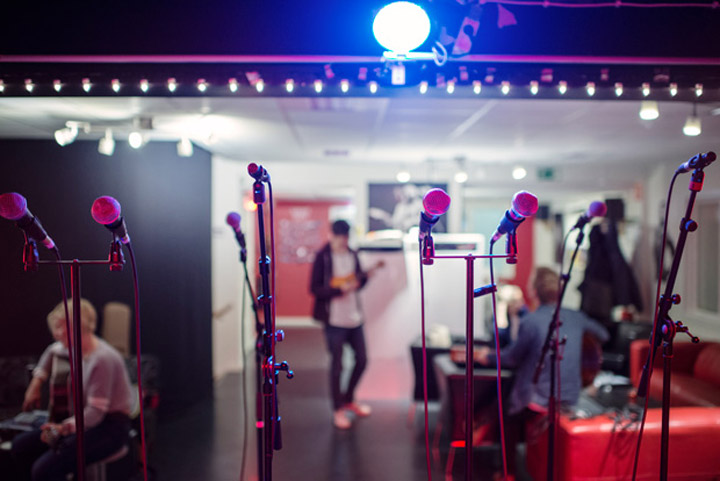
[[368, 183, 448, 233]]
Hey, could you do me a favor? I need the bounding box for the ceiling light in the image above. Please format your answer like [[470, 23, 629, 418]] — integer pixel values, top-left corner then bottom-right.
[[369, 81, 378, 94], [512, 166, 527, 180], [396, 170, 411, 183], [128, 131, 145, 149], [373, 1, 431, 54], [614, 82, 623, 97], [314, 80, 323, 93], [639, 101, 659, 120], [111, 79, 121, 93], [501, 81, 510, 95], [98, 129, 115, 156], [197, 79, 208, 93], [454, 170, 468, 183], [558, 81, 567, 95], [24, 79, 34, 93], [285, 79, 295, 93], [530, 81, 539, 95], [53, 80, 62, 93], [683, 104, 701, 136], [446, 80, 455, 94], [0, 80, 4, 93], [473, 81, 482, 95], [54, 125, 78, 147], [340, 79, 350, 93], [669, 83, 678, 97], [140, 79, 150, 93], [177, 137, 194, 157], [82, 78, 91, 93], [419, 81, 428, 94], [642, 82, 651, 97], [168, 78, 178, 93], [255, 79, 265, 93], [695, 83, 703, 97], [228, 78, 239, 93], [586, 82, 596, 96]]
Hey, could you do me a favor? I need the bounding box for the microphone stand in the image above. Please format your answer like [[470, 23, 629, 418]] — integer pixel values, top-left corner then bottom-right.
[[34, 250, 124, 481], [532, 223, 586, 481], [251, 179, 293, 481], [424, 240, 510, 481], [235, 235, 265, 481], [636, 167, 704, 481]]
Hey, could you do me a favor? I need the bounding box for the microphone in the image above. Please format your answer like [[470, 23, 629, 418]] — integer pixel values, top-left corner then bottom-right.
[[676, 151, 716, 174], [0, 193, 56, 249], [226, 212, 246, 249], [419, 188, 451, 240], [573, 201, 607, 230], [248, 163, 270, 182], [91, 196, 131, 244], [491, 191, 539, 243]]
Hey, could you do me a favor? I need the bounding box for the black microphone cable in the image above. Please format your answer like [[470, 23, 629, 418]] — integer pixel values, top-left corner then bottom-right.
[[630, 171, 679, 481], [418, 242, 434, 481]]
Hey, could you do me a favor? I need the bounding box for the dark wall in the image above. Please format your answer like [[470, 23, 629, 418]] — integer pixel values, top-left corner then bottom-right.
[[0, 139, 213, 413]]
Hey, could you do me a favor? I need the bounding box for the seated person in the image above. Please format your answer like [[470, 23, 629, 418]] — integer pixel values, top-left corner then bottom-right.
[[476, 267, 609, 479], [11, 298, 134, 481]]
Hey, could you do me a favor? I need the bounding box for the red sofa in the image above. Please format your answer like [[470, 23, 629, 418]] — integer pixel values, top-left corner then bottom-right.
[[629, 340, 720, 407], [524, 341, 720, 480]]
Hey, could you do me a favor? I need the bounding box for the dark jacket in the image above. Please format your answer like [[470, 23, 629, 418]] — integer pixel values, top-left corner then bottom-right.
[[310, 243, 367, 324]]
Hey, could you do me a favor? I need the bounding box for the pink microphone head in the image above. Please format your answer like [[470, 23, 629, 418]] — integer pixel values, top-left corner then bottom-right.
[[226, 212, 241, 229], [512, 191, 539, 218], [423, 188, 451, 217], [248, 163, 260, 176], [91, 196, 122, 225], [0, 192, 28, 221], [588, 201, 607, 218]]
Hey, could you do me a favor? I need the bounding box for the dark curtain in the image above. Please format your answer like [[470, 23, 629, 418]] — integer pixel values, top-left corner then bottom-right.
[[0, 139, 213, 414]]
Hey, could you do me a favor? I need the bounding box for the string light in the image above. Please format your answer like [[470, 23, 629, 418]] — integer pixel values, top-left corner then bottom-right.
[[614, 82, 623, 97], [669, 83, 678, 97], [642, 82, 650, 97], [314, 80, 323, 93], [472, 80, 482, 95], [24, 79, 34, 93], [369, 81, 378, 94], [228, 78, 239, 93], [501, 81, 510, 95], [255, 79, 265, 93], [586, 81, 596, 96], [419, 81, 428, 94], [82, 78, 91, 93], [558, 81, 567, 95], [695, 83, 703, 97], [340, 79, 350, 93], [111, 79, 121, 93], [167, 78, 178, 93], [140, 79, 149, 93], [197, 79, 208, 93], [530, 80, 539, 95], [446, 80, 455, 94], [285, 79, 295, 93], [53, 79, 62, 93]]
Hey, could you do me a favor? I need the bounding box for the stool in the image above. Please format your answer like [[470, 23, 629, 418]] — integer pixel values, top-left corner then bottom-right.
[[85, 444, 129, 481]]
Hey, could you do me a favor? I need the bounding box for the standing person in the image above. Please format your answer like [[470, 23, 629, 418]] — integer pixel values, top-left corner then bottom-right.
[[310, 219, 372, 429], [476, 267, 609, 479], [11, 298, 134, 481]]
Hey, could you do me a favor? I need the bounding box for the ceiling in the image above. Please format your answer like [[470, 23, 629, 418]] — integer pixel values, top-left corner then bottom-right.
[[0, 96, 718, 193]]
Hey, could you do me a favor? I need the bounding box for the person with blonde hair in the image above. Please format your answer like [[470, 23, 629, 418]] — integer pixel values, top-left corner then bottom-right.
[[11, 298, 134, 481]]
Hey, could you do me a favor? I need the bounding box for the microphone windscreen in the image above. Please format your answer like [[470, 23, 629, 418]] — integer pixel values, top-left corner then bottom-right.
[[512, 191, 539, 217], [91, 196, 122, 225], [248, 163, 260, 177], [226, 212, 241, 229], [423, 188, 451, 217], [588, 201, 607, 218], [0, 192, 28, 221]]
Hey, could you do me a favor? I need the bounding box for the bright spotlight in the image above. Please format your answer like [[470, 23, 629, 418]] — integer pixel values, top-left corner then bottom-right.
[[396, 170, 411, 183], [639, 101, 659, 120], [54, 126, 78, 146], [98, 129, 115, 156], [177, 137, 194, 157], [373, 2, 430, 54], [128, 131, 144, 149], [683, 116, 701, 136], [512, 166, 527, 180]]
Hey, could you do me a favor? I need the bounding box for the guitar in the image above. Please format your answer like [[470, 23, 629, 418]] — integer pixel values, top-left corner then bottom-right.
[[330, 260, 385, 289]]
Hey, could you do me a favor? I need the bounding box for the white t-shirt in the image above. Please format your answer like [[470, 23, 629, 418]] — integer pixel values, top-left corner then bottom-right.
[[328, 250, 363, 328]]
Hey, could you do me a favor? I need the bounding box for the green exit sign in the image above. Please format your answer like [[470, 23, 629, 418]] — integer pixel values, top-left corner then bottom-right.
[[537, 167, 556, 180]]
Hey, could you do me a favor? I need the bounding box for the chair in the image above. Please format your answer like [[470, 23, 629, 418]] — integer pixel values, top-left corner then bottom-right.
[[102, 302, 131, 357]]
